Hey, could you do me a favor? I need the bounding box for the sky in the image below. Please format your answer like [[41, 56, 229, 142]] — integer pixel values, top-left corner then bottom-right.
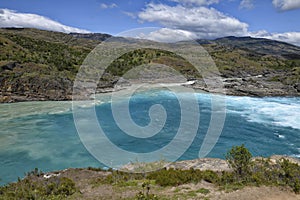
[[0, 0, 300, 45]]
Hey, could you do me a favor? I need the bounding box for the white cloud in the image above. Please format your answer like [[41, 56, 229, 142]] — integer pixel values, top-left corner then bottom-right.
[[239, 0, 255, 9], [138, 3, 248, 39], [168, 0, 220, 6], [100, 3, 117, 9], [123, 11, 136, 19], [136, 3, 300, 46], [0, 9, 90, 33], [272, 0, 300, 11], [250, 30, 300, 46], [132, 1, 300, 46], [138, 28, 197, 43]]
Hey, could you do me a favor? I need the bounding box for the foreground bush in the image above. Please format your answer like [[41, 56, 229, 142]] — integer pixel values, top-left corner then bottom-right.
[[224, 145, 300, 193], [147, 168, 219, 186], [0, 174, 77, 199], [225, 144, 253, 181]]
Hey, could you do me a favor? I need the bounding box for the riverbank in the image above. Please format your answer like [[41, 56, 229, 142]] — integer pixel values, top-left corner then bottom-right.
[[1, 75, 299, 103], [1, 155, 300, 200]]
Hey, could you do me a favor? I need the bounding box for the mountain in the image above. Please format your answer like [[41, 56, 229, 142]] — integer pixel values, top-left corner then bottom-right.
[[212, 36, 300, 59], [69, 32, 111, 41], [0, 28, 299, 102]]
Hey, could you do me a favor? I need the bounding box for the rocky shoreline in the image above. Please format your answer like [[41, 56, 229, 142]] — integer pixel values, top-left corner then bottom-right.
[[193, 75, 300, 97], [1, 75, 299, 103], [120, 155, 300, 173]]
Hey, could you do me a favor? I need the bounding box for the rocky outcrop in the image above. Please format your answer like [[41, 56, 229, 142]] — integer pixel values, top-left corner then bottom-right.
[[0, 63, 74, 103], [191, 72, 299, 97], [1, 74, 299, 103], [167, 158, 230, 172], [120, 155, 300, 173]]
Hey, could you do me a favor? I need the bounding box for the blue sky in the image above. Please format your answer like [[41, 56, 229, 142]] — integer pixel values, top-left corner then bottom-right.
[[0, 0, 300, 45]]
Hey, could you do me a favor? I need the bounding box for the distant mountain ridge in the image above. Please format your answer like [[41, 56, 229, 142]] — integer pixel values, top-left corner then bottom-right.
[[68, 30, 300, 58], [69, 32, 112, 41], [69, 31, 300, 59], [2, 27, 300, 55], [68, 31, 300, 58], [212, 36, 300, 59]]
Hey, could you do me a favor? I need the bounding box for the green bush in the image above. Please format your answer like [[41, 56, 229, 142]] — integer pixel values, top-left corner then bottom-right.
[[54, 177, 76, 196], [225, 144, 253, 181], [146, 168, 218, 187], [201, 170, 220, 184], [279, 158, 300, 193], [0, 174, 77, 199]]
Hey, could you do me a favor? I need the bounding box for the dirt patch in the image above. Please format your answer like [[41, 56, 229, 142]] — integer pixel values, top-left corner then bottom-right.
[[212, 186, 300, 200]]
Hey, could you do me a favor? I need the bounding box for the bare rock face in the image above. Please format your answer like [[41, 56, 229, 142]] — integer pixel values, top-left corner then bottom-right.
[[167, 158, 231, 172], [1, 62, 18, 71], [295, 83, 300, 92], [191, 73, 299, 97], [121, 155, 300, 173], [120, 158, 231, 173], [269, 155, 300, 165]]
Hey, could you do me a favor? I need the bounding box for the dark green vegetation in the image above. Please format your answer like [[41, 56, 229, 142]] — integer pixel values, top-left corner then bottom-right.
[[225, 144, 252, 179], [0, 28, 101, 102], [1, 145, 299, 199], [0, 169, 76, 200], [224, 145, 300, 193], [206, 37, 300, 84], [0, 28, 300, 102], [105, 48, 198, 79]]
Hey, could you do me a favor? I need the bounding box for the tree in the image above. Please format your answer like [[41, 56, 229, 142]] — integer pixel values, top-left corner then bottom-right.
[[225, 144, 253, 180]]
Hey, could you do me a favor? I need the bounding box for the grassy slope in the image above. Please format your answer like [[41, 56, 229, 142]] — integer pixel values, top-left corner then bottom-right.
[[0, 28, 299, 101], [205, 41, 300, 84], [0, 28, 100, 101]]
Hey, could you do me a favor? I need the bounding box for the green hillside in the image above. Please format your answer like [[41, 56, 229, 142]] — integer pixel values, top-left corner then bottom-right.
[[0, 28, 299, 102]]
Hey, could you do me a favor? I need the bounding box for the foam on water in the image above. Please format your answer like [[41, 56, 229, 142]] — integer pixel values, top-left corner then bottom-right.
[[226, 96, 300, 130], [274, 133, 286, 139], [0, 91, 299, 185]]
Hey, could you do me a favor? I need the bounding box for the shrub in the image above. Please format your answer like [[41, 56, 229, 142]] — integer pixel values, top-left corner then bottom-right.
[[201, 170, 220, 184], [0, 175, 77, 199], [225, 144, 253, 181], [54, 177, 77, 196], [146, 168, 218, 187], [279, 158, 300, 193]]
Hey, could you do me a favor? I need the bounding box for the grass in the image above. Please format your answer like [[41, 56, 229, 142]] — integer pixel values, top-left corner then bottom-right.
[[1, 146, 300, 199], [196, 188, 210, 195]]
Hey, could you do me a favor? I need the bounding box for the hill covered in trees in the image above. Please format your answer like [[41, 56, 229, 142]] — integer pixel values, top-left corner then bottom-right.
[[0, 28, 299, 102]]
